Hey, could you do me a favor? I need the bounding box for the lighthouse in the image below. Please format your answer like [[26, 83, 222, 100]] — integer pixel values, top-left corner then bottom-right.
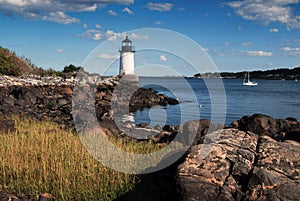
[[119, 36, 135, 75]]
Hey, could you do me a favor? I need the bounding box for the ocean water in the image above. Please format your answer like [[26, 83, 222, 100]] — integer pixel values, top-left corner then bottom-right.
[[133, 77, 300, 127]]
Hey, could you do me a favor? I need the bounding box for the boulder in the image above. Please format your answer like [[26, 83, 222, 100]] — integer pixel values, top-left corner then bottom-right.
[[283, 130, 300, 143], [129, 88, 179, 112], [182, 119, 224, 145], [177, 129, 258, 201], [177, 128, 300, 201], [244, 136, 300, 201], [232, 114, 300, 142], [233, 114, 277, 137]]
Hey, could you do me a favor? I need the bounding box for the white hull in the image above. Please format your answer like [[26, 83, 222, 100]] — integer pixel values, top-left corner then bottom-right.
[[243, 72, 258, 86], [243, 81, 258, 86]]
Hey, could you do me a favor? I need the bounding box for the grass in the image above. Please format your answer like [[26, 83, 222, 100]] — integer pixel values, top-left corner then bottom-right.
[[0, 116, 162, 200]]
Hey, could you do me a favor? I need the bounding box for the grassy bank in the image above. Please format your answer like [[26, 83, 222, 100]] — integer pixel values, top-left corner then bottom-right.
[[0, 116, 160, 200]]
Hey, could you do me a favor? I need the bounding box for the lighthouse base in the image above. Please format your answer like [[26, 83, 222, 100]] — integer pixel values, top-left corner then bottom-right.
[[111, 75, 139, 116]]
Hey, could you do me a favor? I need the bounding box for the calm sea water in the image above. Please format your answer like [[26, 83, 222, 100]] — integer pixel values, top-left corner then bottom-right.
[[134, 77, 300, 127]]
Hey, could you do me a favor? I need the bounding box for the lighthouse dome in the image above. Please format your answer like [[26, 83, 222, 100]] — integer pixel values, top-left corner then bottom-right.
[[122, 36, 132, 43]]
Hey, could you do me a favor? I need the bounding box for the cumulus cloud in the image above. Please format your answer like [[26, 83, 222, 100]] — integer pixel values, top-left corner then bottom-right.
[[238, 50, 273, 57], [0, 0, 134, 24], [122, 7, 134, 15], [42, 12, 80, 24], [56, 49, 64, 52], [83, 23, 88, 29], [269, 28, 279, 32], [280, 46, 300, 56], [146, 2, 173, 11], [78, 29, 103, 41], [160, 55, 167, 62], [227, 0, 300, 30], [79, 29, 149, 41], [108, 10, 118, 16], [99, 54, 119, 60]]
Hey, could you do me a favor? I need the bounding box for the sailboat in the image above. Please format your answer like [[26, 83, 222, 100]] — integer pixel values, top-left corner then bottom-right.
[[243, 72, 258, 86]]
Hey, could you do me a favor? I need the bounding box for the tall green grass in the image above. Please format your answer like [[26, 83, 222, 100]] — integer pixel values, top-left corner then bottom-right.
[[0, 116, 161, 200]]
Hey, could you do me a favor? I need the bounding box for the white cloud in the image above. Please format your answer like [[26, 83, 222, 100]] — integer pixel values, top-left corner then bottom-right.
[[145, 2, 173, 11], [238, 50, 273, 57], [280, 46, 300, 56], [95, 24, 102, 29], [122, 7, 134, 15], [78, 29, 103, 41], [0, 0, 134, 24], [79, 29, 149, 42], [83, 23, 88, 29], [242, 42, 252, 46], [155, 21, 162, 25], [160, 55, 167, 62], [227, 0, 300, 30], [42, 12, 80, 24], [269, 28, 279, 32], [201, 48, 209, 52], [56, 49, 64, 52], [108, 10, 118, 16], [99, 54, 119, 60], [281, 46, 300, 51]]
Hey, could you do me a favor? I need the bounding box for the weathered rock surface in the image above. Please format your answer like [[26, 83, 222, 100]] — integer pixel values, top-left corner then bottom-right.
[[130, 88, 179, 111], [177, 128, 300, 201], [245, 136, 300, 201], [182, 119, 224, 145], [177, 129, 258, 201]]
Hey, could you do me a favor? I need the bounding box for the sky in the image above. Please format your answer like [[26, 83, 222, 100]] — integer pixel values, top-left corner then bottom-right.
[[0, 0, 300, 76]]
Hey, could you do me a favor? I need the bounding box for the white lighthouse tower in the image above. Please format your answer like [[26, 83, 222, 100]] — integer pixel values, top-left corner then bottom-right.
[[119, 36, 135, 75]]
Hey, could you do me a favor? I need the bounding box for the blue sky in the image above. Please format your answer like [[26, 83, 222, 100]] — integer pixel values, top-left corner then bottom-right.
[[0, 0, 300, 75]]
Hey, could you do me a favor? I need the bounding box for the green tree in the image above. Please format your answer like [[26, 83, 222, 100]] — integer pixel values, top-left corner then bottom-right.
[[63, 64, 81, 73]]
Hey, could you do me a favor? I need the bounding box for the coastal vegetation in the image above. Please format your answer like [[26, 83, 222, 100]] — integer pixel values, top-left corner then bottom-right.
[[0, 46, 79, 77], [195, 66, 300, 80], [0, 47, 33, 76], [0, 116, 161, 200]]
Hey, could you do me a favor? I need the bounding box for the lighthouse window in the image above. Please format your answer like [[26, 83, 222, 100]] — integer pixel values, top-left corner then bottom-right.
[[123, 42, 131, 46]]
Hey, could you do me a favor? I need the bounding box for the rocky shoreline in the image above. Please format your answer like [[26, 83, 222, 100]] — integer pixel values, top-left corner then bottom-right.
[[0, 75, 299, 201], [117, 114, 300, 201], [0, 74, 179, 131]]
